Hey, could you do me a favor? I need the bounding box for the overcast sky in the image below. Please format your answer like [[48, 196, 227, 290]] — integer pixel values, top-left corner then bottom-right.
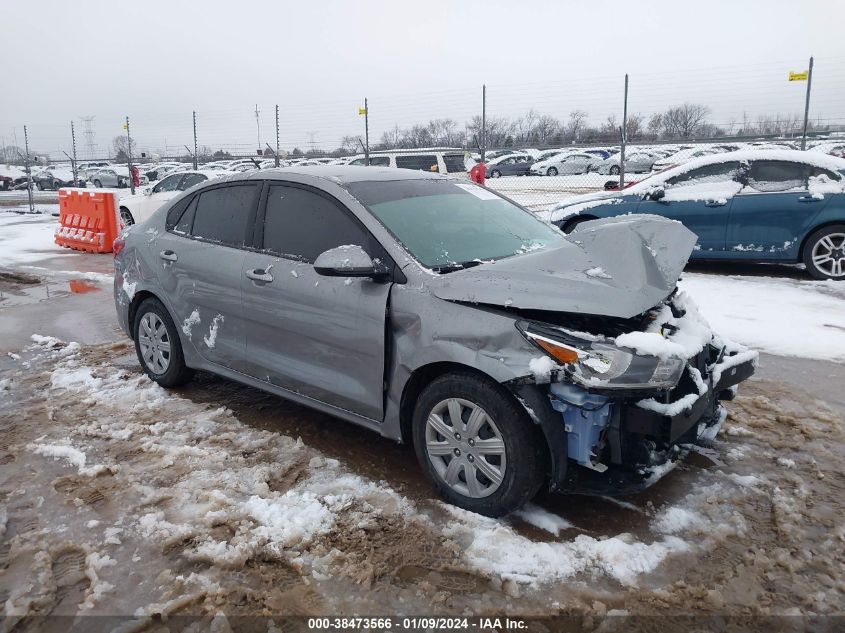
[[3, 0, 844, 158]]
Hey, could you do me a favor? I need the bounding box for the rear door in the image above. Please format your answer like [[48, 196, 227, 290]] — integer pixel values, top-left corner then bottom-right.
[[155, 182, 261, 371], [240, 182, 391, 421], [638, 161, 742, 253], [728, 160, 833, 258]]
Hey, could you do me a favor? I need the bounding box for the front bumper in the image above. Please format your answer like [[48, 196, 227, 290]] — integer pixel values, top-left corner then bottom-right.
[[514, 343, 757, 492]]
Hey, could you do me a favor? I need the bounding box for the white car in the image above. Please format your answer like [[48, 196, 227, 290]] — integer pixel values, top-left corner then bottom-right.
[[529, 152, 601, 176], [596, 151, 657, 175], [117, 170, 229, 226]]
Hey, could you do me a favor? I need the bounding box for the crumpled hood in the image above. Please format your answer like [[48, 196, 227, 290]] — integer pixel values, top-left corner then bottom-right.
[[428, 214, 697, 319]]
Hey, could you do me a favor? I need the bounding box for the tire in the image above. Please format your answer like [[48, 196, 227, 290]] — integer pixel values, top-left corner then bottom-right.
[[412, 372, 546, 517], [36, 182, 44, 191], [490, 170, 501, 178], [547, 167, 558, 177], [133, 297, 194, 387], [609, 165, 620, 175], [93, 179, 102, 188], [119, 207, 135, 226], [803, 224, 845, 280]]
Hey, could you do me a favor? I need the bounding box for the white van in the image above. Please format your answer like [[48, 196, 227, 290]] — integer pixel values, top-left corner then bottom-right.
[[347, 148, 468, 177]]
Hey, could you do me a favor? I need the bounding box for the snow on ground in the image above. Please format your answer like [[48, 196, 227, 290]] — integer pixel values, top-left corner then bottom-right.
[[0, 209, 67, 266], [680, 272, 845, 362], [486, 174, 607, 210]]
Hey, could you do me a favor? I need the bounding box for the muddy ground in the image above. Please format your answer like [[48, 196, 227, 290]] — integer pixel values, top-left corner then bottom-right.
[[0, 215, 843, 631]]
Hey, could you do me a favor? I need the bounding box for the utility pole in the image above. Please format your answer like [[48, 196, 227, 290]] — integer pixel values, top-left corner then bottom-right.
[[23, 125, 34, 214], [364, 98, 370, 166], [801, 56, 814, 151], [481, 84, 487, 163], [275, 104, 280, 167], [192, 111, 198, 169], [254, 104, 261, 154], [70, 121, 78, 186], [620, 73, 629, 189], [125, 116, 135, 195]]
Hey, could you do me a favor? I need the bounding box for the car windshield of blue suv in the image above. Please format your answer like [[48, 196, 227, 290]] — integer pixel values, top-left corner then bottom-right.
[[348, 179, 564, 270]]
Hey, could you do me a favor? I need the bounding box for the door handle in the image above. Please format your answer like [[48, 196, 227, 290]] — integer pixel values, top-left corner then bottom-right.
[[704, 200, 727, 207], [245, 268, 274, 283], [159, 250, 178, 262], [798, 195, 820, 203]]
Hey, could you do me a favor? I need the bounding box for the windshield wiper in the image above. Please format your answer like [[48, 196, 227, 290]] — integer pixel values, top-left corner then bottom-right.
[[431, 260, 485, 274]]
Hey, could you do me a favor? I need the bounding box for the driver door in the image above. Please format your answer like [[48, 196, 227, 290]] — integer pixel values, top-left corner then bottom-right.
[[638, 161, 742, 254], [240, 182, 391, 422]]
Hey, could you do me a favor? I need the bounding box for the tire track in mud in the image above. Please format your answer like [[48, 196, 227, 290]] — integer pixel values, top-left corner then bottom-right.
[[0, 339, 843, 626]]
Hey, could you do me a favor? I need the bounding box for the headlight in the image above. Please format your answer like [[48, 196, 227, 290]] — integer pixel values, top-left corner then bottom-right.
[[517, 320, 685, 390]]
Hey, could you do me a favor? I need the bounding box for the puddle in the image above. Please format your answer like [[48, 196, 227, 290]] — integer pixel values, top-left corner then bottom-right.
[[0, 278, 101, 307]]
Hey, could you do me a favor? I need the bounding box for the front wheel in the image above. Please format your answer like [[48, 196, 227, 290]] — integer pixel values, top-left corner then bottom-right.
[[803, 224, 845, 280], [490, 169, 501, 178], [133, 297, 194, 387], [547, 167, 558, 177], [93, 179, 102, 188], [412, 372, 546, 517], [119, 207, 135, 226], [609, 165, 620, 175]]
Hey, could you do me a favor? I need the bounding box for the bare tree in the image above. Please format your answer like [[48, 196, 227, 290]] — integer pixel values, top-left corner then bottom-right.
[[112, 135, 137, 161], [660, 103, 711, 138], [625, 113, 645, 141], [565, 110, 588, 142]]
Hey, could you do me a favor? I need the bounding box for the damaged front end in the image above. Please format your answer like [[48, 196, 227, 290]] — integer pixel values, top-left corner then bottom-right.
[[510, 291, 758, 493]]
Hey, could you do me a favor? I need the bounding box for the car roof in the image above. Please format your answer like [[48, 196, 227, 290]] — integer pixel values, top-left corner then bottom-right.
[[240, 165, 447, 184]]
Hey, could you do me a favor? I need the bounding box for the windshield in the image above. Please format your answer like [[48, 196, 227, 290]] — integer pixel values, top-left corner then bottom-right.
[[347, 179, 564, 270]]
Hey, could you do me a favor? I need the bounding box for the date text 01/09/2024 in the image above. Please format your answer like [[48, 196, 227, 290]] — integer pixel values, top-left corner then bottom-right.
[[306, 616, 528, 630]]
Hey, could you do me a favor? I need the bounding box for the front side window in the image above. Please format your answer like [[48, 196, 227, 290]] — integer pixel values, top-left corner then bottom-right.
[[665, 161, 740, 188], [747, 161, 809, 192], [262, 185, 370, 262], [395, 154, 438, 171], [190, 184, 259, 247], [180, 173, 207, 190], [347, 179, 564, 270], [153, 174, 183, 193]]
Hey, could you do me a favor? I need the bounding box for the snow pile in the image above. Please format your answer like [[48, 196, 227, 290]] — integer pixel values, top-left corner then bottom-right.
[[528, 356, 558, 383], [0, 212, 66, 265], [28, 442, 110, 477], [513, 503, 573, 535], [661, 181, 743, 203]]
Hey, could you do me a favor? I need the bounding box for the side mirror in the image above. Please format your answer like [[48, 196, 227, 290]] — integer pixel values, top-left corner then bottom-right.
[[313, 245, 387, 280], [648, 187, 666, 201]]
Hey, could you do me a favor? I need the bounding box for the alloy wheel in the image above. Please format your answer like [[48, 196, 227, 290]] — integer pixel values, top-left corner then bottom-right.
[[811, 232, 845, 278], [138, 312, 172, 374], [425, 398, 506, 499]]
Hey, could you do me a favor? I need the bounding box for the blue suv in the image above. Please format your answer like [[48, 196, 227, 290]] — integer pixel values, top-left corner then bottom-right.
[[547, 150, 845, 280]]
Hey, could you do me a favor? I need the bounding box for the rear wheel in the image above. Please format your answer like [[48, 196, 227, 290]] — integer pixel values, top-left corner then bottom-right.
[[803, 224, 845, 280], [609, 165, 620, 175], [412, 372, 545, 517], [133, 297, 193, 387], [547, 167, 558, 177]]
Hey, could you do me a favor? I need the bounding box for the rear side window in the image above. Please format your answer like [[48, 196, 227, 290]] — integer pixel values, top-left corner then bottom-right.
[[747, 161, 809, 192], [190, 184, 260, 247], [443, 154, 466, 173], [262, 185, 370, 262], [395, 154, 438, 172]]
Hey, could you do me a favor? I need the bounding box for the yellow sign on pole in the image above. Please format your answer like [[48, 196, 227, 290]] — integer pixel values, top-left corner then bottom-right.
[[789, 70, 809, 81], [358, 107, 367, 115], [122, 123, 129, 130]]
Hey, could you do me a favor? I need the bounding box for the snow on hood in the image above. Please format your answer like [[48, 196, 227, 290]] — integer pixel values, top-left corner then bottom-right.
[[429, 214, 697, 319]]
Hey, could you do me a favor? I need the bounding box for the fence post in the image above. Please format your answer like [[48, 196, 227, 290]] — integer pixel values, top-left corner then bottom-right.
[[364, 98, 370, 166], [620, 73, 628, 189], [70, 121, 78, 186], [481, 84, 487, 163], [192, 111, 198, 169], [275, 104, 281, 167], [23, 125, 34, 214], [125, 116, 135, 195], [801, 56, 814, 150]]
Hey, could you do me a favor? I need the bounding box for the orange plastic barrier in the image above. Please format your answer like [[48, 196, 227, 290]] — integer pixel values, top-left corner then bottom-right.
[[55, 188, 120, 254]]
